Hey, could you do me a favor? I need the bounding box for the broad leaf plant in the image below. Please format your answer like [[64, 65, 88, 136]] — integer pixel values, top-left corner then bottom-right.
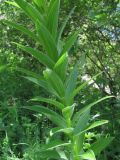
[[3, 0, 113, 159]]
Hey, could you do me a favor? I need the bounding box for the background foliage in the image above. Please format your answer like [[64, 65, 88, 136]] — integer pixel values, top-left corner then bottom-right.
[[0, 0, 120, 159]]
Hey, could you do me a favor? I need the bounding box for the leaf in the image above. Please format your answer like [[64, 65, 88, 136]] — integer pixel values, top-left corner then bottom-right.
[[24, 105, 66, 128], [72, 73, 102, 98], [73, 108, 90, 135], [50, 127, 74, 136], [73, 96, 113, 125], [33, 0, 46, 9], [14, 0, 44, 23], [14, 43, 55, 69], [62, 104, 76, 119], [44, 140, 70, 150], [30, 96, 64, 110], [78, 150, 96, 160], [91, 137, 114, 156], [47, 0, 60, 40], [23, 76, 48, 89], [23, 76, 58, 96], [43, 69, 65, 97], [54, 52, 68, 81], [58, 6, 76, 42], [39, 150, 60, 159], [61, 31, 78, 55], [36, 21, 58, 61], [65, 64, 78, 105], [6, 1, 20, 8], [78, 120, 108, 136], [3, 20, 38, 41], [56, 148, 68, 160]]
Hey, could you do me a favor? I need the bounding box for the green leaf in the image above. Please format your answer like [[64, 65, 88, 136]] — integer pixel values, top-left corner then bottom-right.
[[17, 68, 60, 96], [62, 104, 76, 119], [23, 76, 48, 89], [58, 6, 76, 41], [23, 76, 58, 96], [14, 0, 45, 23], [16, 67, 41, 78], [14, 43, 55, 69], [30, 96, 64, 110], [73, 96, 113, 125], [39, 150, 60, 159], [56, 148, 68, 160], [43, 69, 65, 97], [50, 127, 74, 136], [33, 0, 47, 15], [73, 108, 90, 135], [91, 137, 114, 156], [43, 140, 70, 150], [54, 52, 68, 81], [61, 31, 78, 55], [78, 150, 96, 160], [65, 65, 78, 105], [72, 73, 102, 98], [6, 1, 20, 8], [47, 0, 60, 40], [3, 20, 38, 41], [36, 21, 58, 61], [24, 105, 66, 128], [78, 120, 108, 136]]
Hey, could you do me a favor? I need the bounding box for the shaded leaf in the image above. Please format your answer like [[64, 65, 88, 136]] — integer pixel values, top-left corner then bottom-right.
[[24, 105, 66, 128], [14, 43, 55, 69], [30, 96, 64, 110], [91, 137, 114, 156], [3, 20, 38, 41]]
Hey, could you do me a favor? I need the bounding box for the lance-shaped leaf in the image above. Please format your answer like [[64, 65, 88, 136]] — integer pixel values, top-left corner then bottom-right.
[[14, 0, 45, 23], [33, 0, 47, 12], [6, 1, 20, 8], [43, 140, 70, 150], [62, 103, 76, 119], [17, 68, 55, 95], [73, 96, 113, 125], [47, 0, 60, 40], [73, 108, 90, 135], [56, 148, 68, 160], [16, 67, 42, 78], [43, 69, 65, 97], [14, 43, 55, 69], [50, 127, 74, 136], [90, 137, 114, 156], [72, 73, 102, 98], [54, 52, 68, 81], [58, 6, 76, 42], [61, 31, 78, 55], [24, 76, 59, 97], [3, 20, 38, 41], [24, 105, 66, 128], [36, 21, 58, 61], [77, 120, 108, 136], [65, 64, 78, 105], [30, 96, 64, 110]]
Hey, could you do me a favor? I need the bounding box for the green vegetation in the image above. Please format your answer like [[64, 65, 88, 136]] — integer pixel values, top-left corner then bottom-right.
[[0, 0, 120, 159]]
